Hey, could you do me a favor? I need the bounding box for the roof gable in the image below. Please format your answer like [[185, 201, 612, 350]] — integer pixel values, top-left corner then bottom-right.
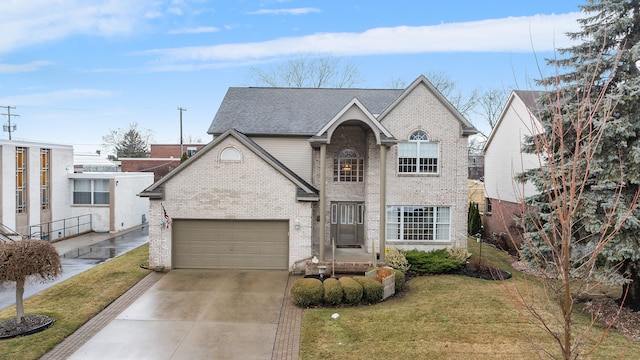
[[484, 90, 543, 152], [139, 129, 318, 200], [377, 75, 478, 136], [314, 98, 395, 145]]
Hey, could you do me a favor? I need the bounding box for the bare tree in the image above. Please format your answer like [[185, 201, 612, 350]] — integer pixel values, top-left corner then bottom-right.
[[473, 87, 509, 138], [426, 70, 479, 120], [248, 54, 360, 88], [497, 54, 639, 358], [0, 240, 62, 322]]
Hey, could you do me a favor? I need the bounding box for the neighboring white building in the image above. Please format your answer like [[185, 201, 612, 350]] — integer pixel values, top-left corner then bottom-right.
[[483, 90, 543, 251], [0, 139, 153, 241], [140, 75, 478, 272]]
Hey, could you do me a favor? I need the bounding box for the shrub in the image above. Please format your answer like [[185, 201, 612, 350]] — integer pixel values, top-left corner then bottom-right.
[[290, 278, 324, 307], [384, 247, 410, 273], [404, 249, 464, 275], [447, 246, 471, 263], [392, 269, 406, 292], [353, 276, 384, 303], [323, 278, 343, 306], [339, 276, 363, 305], [468, 201, 482, 235]]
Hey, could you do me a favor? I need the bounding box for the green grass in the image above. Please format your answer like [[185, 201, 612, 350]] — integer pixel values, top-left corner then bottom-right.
[[300, 240, 640, 359], [0, 244, 150, 360]]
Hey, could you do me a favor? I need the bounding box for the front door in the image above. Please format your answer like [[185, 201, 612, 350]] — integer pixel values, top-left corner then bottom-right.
[[331, 202, 364, 247]]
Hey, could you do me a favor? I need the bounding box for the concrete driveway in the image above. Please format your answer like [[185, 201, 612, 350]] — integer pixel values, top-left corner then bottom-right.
[[68, 269, 290, 360]]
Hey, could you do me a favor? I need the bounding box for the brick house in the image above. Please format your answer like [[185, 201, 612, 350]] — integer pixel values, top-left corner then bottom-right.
[[139, 75, 477, 271], [120, 144, 205, 181], [483, 90, 542, 252]]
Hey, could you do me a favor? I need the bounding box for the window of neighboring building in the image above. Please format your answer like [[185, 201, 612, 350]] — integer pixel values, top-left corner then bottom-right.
[[334, 149, 364, 182], [398, 130, 439, 174], [41, 148, 50, 210], [73, 179, 110, 205], [187, 147, 197, 157], [386, 205, 451, 241], [16, 147, 27, 214], [485, 198, 492, 214]]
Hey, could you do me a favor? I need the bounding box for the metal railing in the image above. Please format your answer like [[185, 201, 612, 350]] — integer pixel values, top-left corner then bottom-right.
[[29, 214, 93, 241]]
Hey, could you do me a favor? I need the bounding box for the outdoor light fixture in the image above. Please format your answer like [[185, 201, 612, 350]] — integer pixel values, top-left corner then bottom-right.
[[318, 265, 327, 279]]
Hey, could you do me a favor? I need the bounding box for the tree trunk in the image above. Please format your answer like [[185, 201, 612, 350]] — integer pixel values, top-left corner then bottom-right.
[[15, 277, 25, 323], [622, 270, 640, 311]]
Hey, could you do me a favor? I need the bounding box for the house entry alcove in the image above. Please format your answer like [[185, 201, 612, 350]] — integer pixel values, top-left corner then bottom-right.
[[330, 202, 364, 247]]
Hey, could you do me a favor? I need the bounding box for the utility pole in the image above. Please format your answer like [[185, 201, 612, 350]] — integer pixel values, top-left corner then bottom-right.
[[1, 105, 19, 140], [177, 107, 187, 157]]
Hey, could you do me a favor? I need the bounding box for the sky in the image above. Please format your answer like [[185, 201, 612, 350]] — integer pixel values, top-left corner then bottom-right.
[[0, 0, 586, 155]]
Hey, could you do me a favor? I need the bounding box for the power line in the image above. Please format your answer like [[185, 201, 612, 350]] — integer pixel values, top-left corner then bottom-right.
[[1, 105, 19, 140]]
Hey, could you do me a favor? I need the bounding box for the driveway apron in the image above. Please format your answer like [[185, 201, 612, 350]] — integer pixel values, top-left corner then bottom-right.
[[68, 269, 289, 360]]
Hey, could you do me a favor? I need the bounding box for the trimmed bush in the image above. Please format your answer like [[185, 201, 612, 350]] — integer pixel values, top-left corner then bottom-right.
[[447, 246, 471, 262], [353, 276, 384, 303], [323, 278, 343, 306], [290, 278, 324, 307], [392, 269, 406, 292], [384, 247, 410, 273], [339, 276, 363, 305], [404, 249, 464, 275]]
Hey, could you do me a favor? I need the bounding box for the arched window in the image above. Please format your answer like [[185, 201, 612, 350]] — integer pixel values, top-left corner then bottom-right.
[[334, 148, 364, 182], [398, 130, 439, 174], [220, 147, 241, 161]]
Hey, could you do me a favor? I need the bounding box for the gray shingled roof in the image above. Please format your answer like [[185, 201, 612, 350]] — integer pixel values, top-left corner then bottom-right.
[[207, 87, 404, 136], [513, 90, 545, 113]]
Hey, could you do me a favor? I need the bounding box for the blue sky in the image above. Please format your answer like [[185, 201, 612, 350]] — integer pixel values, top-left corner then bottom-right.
[[0, 0, 584, 154]]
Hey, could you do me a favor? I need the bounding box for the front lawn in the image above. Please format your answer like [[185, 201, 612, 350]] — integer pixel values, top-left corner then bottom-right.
[[300, 240, 640, 359], [0, 244, 150, 360]]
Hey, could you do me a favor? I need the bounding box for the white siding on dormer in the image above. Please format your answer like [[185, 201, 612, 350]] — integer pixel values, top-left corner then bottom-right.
[[484, 94, 541, 203]]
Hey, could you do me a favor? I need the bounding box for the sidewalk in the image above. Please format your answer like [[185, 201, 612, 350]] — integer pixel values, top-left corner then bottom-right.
[[51, 225, 146, 255]]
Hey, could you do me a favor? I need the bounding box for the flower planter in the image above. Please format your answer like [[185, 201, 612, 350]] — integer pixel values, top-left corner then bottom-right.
[[366, 267, 396, 300]]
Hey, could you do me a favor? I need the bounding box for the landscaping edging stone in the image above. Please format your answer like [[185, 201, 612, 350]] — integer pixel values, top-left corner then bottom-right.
[[0, 314, 55, 340]]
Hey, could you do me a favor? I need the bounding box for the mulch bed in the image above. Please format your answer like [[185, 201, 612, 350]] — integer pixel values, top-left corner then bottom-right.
[[456, 262, 512, 280], [0, 314, 55, 340]]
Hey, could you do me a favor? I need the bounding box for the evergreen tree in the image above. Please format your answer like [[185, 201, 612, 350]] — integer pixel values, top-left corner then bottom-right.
[[102, 122, 152, 158], [522, 0, 640, 311], [467, 202, 482, 236]]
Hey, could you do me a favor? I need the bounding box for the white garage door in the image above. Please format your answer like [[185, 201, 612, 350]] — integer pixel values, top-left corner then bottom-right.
[[172, 219, 289, 269]]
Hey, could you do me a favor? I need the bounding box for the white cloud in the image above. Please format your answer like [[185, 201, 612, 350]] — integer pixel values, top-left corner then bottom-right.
[[0, 0, 161, 53], [168, 26, 220, 34], [139, 12, 582, 66], [0, 61, 52, 73], [0, 89, 114, 107], [249, 8, 321, 15]]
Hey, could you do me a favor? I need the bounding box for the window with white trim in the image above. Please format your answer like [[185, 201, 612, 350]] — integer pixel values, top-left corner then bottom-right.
[[334, 148, 364, 182], [386, 205, 450, 241], [73, 179, 110, 205], [398, 130, 439, 174]]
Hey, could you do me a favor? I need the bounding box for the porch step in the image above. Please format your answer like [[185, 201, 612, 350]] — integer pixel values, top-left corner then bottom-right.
[[305, 260, 387, 275]]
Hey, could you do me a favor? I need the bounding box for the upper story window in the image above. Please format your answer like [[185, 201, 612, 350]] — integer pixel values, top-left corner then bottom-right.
[[398, 130, 439, 174], [41, 149, 50, 210], [220, 147, 241, 161], [16, 147, 27, 213], [334, 149, 364, 182]]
